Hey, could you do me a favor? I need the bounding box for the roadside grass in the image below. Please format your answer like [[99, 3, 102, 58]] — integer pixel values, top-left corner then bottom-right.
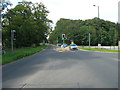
[[78, 46, 119, 52], [2, 45, 47, 65]]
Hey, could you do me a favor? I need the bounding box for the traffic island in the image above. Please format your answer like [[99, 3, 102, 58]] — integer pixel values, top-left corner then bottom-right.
[[55, 47, 70, 52]]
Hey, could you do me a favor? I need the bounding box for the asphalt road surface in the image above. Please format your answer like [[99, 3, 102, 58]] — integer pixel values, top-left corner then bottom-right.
[[2, 45, 118, 88]]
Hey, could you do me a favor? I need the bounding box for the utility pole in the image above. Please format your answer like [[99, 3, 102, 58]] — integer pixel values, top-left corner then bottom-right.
[[11, 30, 13, 55], [89, 33, 91, 48]]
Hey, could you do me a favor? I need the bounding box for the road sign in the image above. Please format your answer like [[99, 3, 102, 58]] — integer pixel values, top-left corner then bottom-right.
[[71, 41, 74, 44]]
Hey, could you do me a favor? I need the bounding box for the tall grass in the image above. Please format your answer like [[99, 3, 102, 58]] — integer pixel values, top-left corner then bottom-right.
[[2, 45, 47, 65]]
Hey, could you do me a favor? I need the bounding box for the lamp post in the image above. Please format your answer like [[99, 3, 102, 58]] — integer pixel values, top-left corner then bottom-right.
[[93, 5, 101, 46], [93, 5, 99, 18]]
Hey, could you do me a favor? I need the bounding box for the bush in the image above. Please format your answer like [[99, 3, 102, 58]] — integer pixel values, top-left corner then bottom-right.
[[31, 44, 36, 48]]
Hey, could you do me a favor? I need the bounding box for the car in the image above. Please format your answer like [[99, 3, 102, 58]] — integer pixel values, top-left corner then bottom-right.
[[63, 43, 67, 47], [57, 43, 62, 46], [61, 43, 67, 48], [69, 44, 78, 50]]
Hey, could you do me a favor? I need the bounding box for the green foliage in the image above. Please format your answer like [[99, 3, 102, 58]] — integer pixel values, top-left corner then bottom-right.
[[117, 23, 120, 41], [2, 45, 47, 65], [49, 18, 118, 46], [2, 1, 52, 48]]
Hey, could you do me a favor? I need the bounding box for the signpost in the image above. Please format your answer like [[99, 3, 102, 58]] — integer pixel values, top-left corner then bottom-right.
[[62, 34, 65, 44]]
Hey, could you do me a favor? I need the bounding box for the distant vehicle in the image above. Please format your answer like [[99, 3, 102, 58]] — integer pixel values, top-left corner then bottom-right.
[[61, 43, 67, 48], [57, 43, 62, 46], [63, 43, 67, 47], [69, 44, 78, 50]]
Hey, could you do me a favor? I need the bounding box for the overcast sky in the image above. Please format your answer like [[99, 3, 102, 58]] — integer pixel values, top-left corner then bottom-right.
[[8, 0, 120, 27]]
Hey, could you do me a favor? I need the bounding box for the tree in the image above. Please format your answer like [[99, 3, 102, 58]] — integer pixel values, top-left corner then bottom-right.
[[2, 1, 52, 48], [49, 18, 118, 46]]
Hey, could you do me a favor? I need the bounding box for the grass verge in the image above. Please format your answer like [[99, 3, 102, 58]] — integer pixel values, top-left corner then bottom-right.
[[78, 46, 119, 52], [2, 45, 47, 65]]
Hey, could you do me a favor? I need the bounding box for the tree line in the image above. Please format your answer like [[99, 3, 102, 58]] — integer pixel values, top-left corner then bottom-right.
[[2, 1, 52, 48], [49, 18, 120, 46]]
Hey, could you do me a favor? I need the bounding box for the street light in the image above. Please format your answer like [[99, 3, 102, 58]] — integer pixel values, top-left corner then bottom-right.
[[93, 5, 99, 18], [18, 2, 22, 4], [93, 5, 101, 46]]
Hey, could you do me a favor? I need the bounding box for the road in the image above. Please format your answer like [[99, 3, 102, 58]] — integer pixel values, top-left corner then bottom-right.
[[2, 45, 118, 88]]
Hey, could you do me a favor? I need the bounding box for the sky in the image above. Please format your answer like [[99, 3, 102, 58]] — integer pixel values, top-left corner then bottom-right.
[[5, 0, 120, 27]]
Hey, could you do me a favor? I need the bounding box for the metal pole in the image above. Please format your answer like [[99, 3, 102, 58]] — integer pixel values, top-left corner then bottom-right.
[[57, 37, 58, 43], [0, 11, 1, 28], [98, 6, 99, 18], [0, 10, 2, 56], [89, 33, 90, 48], [11, 30, 13, 55], [0, 10, 2, 41], [98, 6, 101, 45], [63, 39, 64, 44], [93, 5, 100, 19]]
